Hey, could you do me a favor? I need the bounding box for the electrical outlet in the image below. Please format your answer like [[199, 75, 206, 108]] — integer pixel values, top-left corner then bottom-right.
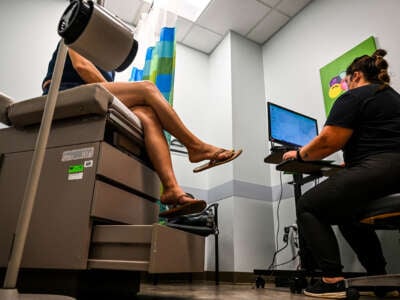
[[283, 233, 289, 243], [284, 225, 298, 233]]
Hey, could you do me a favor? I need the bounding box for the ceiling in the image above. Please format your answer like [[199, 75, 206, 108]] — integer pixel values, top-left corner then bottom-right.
[[104, 0, 313, 54]]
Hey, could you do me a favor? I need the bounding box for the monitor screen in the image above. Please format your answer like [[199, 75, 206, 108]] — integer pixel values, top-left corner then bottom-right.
[[267, 102, 318, 148]]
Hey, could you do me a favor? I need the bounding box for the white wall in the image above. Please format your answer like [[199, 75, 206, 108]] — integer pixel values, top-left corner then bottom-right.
[[0, 0, 66, 100], [173, 33, 235, 192], [230, 32, 269, 186], [272, 196, 299, 270], [229, 32, 275, 272], [262, 0, 400, 273], [206, 34, 234, 188], [172, 44, 210, 192], [174, 37, 238, 272], [174, 33, 276, 273], [233, 197, 275, 272], [205, 197, 235, 272]]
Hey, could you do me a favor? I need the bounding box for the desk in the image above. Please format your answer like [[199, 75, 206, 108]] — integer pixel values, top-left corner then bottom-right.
[[254, 151, 343, 291], [267, 151, 342, 268], [264, 151, 342, 177]]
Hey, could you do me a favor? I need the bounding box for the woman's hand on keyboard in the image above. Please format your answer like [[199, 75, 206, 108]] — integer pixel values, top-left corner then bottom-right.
[[282, 150, 297, 161]]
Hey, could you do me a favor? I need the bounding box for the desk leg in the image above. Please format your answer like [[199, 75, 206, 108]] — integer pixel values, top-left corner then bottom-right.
[[292, 174, 318, 273], [293, 173, 303, 202]]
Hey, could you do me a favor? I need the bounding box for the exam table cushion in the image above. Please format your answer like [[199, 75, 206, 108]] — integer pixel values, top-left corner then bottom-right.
[[7, 84, 133, 128]]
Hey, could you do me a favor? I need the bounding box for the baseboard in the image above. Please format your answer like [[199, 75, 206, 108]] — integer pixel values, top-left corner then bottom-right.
[[141, 270, 369, 285], [141, 271, 270, 284]]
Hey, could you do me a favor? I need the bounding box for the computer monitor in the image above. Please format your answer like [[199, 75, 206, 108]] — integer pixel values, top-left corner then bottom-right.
[[267, 102, 318, 148]]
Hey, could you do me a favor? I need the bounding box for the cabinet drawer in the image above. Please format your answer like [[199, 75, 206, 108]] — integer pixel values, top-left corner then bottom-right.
[[89, 224, 204, 273], [91, 180, 159, 224], [97, 142, 161, 200]]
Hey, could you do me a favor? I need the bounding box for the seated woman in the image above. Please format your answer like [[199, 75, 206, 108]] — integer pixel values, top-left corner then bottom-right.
[[42, 43, 242, 218], [283, 49, 400, 298]]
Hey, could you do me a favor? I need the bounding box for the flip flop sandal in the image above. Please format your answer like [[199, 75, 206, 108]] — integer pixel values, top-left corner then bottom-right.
[[159, 193, 207, 219], [193, 149, 243, 173]]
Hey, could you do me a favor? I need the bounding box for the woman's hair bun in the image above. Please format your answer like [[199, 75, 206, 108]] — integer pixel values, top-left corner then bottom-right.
[[372, 49, 387, 58]]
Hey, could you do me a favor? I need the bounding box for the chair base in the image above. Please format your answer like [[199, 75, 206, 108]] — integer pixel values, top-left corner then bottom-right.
[[345, 274, 400, 287]]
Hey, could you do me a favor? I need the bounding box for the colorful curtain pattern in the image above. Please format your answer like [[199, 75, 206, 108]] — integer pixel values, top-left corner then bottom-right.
[[130, 27, 176, 106]]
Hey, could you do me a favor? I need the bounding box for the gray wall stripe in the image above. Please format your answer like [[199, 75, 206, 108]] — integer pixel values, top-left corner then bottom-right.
[[182, 180, 296, 203]]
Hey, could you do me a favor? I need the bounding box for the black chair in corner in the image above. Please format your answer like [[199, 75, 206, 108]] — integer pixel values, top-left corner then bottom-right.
[[345, 193, 400, 300]]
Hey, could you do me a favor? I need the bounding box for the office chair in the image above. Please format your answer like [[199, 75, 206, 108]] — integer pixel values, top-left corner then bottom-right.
[[345, 193, 400, 300]]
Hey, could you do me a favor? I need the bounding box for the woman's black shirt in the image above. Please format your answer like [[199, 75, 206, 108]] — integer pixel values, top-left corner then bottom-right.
[[325, 84, 400, 164]]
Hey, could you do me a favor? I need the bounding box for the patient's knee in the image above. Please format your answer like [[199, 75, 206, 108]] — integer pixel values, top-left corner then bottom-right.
[[132, 106, 158, 124], [139, 80, 158, 97]]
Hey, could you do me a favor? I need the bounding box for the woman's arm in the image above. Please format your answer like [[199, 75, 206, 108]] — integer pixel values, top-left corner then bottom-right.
[[68, 48, 108, 83], [282, 125, 353, 161]]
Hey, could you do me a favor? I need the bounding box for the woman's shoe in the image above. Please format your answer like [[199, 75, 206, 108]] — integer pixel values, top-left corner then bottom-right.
[[303, 279, 346, 299]]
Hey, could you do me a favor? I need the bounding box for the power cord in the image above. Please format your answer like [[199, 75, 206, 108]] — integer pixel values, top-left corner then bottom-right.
[[267, 170, 300, 271], [271, 254, 299, 268], [266, 171, 284, 271], [255, 171, 299, 287], [275, 171, 284, 265], [269, 226, 299, 270]]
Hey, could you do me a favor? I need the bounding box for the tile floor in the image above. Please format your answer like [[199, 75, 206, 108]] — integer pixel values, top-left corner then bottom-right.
[[135, 282, 385, 300]]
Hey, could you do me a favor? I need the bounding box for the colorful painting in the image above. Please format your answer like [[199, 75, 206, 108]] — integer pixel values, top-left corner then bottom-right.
[[319, 36, 376, 115]]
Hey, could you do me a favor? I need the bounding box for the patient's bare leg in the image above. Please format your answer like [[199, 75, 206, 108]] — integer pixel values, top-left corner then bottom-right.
[[102, 81, 232, 163], [131, 106, 197, 205]]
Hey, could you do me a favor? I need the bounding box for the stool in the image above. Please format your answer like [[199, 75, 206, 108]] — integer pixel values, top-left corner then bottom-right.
[[345, 193, 400, 300]]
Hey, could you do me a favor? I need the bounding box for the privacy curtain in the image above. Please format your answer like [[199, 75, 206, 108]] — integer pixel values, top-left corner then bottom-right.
[[130, 8, 176, 107], [129, 8, 177, 218]]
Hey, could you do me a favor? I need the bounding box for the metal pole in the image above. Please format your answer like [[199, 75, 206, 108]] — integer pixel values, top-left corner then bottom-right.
[[3, 40, 68, 289], [214, 204, 219, 285]]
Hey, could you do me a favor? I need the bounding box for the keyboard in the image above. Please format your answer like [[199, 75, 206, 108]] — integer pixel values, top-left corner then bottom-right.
[[270, 145, 297, 152]]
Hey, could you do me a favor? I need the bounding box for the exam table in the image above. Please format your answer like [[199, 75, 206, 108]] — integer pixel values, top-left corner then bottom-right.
[[0, 84, 204, 298]]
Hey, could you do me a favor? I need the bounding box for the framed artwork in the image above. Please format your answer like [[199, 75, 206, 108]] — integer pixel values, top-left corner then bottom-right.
[[319, 36, 376, 115]]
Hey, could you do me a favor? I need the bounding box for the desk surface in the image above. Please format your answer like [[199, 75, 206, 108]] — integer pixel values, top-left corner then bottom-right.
[[264, 151, 343, 177], [276, 159, 342, 177]]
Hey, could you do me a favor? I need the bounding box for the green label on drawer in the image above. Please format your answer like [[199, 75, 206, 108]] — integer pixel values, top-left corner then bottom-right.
[[68, 164, 84, 174]]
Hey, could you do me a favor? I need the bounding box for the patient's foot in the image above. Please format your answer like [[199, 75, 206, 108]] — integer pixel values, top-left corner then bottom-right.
[[160, 188, 198, 206], [159, 192, 206, 218], [187, 143, 234, 163]]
